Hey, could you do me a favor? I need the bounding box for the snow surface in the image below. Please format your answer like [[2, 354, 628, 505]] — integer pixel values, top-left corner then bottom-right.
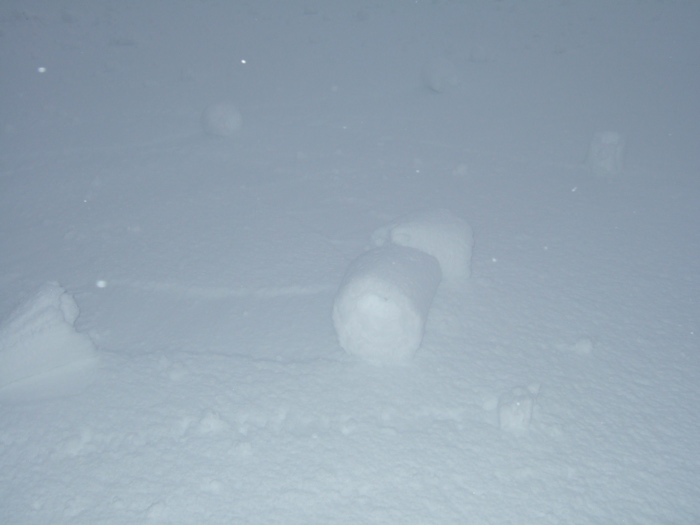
[[1, 0, 699, 523]]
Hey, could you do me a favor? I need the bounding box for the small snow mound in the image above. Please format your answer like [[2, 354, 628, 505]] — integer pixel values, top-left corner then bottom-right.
[[201, 102, 243, 138], [498, 384, 540, 436], [196, 409, 229, 435], [585, 131, 625, 177], [0, 282, 97, 390]]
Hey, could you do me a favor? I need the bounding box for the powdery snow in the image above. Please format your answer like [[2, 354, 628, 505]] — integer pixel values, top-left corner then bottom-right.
[[1, 1, 699, 523]]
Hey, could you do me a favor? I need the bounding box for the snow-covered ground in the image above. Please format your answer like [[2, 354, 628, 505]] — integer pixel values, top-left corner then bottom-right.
[[1, 1, 699, 523]]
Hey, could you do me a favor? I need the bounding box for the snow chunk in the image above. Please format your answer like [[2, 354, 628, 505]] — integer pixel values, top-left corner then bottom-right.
[[333, 245, 442, 366], [371, 208, 473, 290], [0, 282, 97, 389]]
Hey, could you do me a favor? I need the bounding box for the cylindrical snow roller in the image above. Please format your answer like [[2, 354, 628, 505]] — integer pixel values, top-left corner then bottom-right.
[[370, 208, 473, 290], [332, 244, 442, 365]]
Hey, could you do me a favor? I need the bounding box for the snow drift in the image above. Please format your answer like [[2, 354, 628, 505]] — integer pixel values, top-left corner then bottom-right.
[[332, 245, 442, 366], [0, 282, 97, 389]]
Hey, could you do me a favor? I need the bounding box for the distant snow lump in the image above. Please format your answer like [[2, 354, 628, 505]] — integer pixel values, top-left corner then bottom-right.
[[201, 102, 243, 138]]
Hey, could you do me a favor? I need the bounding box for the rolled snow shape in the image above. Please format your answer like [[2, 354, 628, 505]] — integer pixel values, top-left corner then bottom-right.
[[333, 245, 442, 365], [0, 282, 97, 389], [371, 208, 473, 289]]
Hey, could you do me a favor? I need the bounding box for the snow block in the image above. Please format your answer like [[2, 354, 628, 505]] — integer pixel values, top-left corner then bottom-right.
[[586, 131, 625, 177], [0, 282, 97, 389], [371, 208, 473, 289], [201, 102, 243, 138], [333, 245, 442, 366]]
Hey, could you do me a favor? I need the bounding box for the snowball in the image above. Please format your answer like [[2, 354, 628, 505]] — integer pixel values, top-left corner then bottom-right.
[[586, 131, 625, 177], [0, 282, 97, 389], [332, 245, 442, 366], [371, 208, 473, 290], [201, 102, 243, 138]]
